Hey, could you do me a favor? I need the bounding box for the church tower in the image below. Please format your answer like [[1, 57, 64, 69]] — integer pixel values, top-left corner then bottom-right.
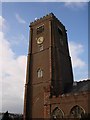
[[24, 13, 73, 119]]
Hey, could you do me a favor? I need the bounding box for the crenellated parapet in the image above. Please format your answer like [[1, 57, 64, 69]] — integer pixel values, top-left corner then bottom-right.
[[30, 13, 65, 28]]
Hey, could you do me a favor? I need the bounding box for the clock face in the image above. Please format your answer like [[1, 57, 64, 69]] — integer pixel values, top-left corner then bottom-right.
[[37, 37, 44, 44]]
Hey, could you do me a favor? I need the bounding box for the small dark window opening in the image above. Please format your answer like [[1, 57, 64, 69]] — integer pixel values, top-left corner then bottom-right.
[[37, 25, 44, 34], [58, 27, 63, 36]]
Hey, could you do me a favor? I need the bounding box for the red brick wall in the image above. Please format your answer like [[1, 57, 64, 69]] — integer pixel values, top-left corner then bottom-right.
[[44, 91, 90, 118]]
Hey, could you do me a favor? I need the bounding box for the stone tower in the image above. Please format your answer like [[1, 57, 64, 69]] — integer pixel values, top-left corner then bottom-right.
[[24, 13, 73, 119]]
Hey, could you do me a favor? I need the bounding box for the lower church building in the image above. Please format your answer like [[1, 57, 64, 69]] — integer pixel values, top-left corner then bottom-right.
[[23, 13, 90, 119]]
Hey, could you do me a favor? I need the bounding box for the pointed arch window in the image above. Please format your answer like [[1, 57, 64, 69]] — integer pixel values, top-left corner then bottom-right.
[[70, 105, 85, 118], [51, 107, 64, 119], [37, 68, 43, 78]]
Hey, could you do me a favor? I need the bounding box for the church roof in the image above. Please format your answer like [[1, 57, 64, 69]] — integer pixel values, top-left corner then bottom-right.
[[69, 79, 90, 93]]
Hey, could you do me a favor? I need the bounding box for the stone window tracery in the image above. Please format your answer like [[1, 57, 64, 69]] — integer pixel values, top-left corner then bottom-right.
[[51, 107, 64, 119], [70, 105, 85, 118]]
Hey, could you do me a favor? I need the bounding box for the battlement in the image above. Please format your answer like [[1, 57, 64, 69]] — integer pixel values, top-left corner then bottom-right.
[[30, 13, 65, 28]]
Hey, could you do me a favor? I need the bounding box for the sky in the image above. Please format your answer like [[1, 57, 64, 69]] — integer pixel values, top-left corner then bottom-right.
[[0, 1, 89, 114]]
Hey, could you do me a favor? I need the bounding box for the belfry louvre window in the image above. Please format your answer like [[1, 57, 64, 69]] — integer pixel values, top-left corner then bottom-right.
[[37, 25, 44, 34], [37, 68, 43, 78]]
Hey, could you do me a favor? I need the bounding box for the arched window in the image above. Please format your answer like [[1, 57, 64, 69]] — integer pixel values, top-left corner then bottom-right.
[[37, 68, 43, 78], [70, 105, 85, 118], [51, 107, 64, 119]]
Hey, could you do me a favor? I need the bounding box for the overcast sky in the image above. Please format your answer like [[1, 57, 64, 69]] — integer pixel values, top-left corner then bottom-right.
[[0, 1, 89, 114]]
